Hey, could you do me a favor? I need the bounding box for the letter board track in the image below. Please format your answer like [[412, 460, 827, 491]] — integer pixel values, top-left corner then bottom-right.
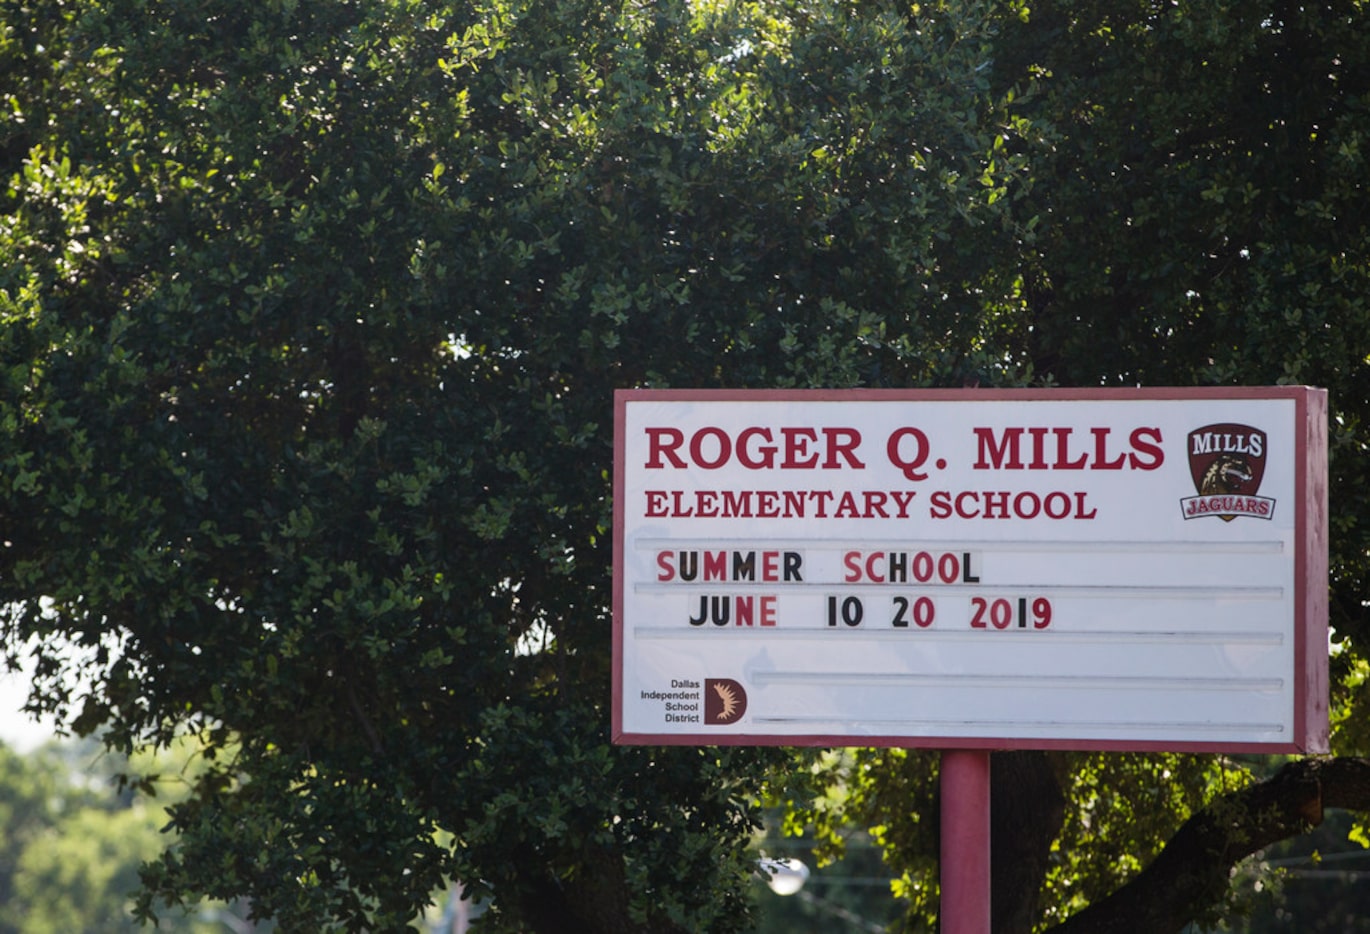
[[612, 388, 1328, 752]]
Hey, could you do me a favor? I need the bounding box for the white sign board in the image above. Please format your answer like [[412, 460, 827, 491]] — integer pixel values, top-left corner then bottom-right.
[[612, 388, 1327, 752]]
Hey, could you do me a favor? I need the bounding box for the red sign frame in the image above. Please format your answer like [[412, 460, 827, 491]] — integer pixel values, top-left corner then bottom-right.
[[612, 387, 1328, 753]]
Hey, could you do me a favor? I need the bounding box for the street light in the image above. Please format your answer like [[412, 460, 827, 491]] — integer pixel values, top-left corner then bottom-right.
[[759, 856, 810, 896]]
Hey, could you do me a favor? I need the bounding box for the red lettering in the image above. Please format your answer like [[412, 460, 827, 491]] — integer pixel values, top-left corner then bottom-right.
[[781, 427, 819, 468], [821, 427, 866, 469], [696, 490, 718, 517], [1129, 426, 1165, 469], [1044, 491, 1071, 518], [1074, 490, 1098, 519], [970, 426, 1164, 471], [648, 425, 870, 471], [1091, 427, 1126, 469], [1053, 428, 1088, 469], [929, 490, 1097, 520], [690, 427, 731, 469], [723, 489, 752, 516], [835, 491, 860, 518], [891, 490, 918, 517], [956, 490, 980, 518], [982, 490, 1010, 519], [1014, 491, 1041, 518], [1027, 427, 1050, 469], [736, 595, 754, 626], [645, 428, 686, 468], [737, 427, 776, 469], [843, 550, 862, 582], [863, 490, 889, 518], [656, 551, 675, 581], [929, 490, 952, 519], [757, 490, 780, 517], [886, 427, 931, 481], [645, 490, 670, 516], [973, 427, 1023, 469]]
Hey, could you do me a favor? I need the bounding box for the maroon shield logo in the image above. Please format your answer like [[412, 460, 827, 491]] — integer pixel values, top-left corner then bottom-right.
[[1185, 424, 1269, 521]]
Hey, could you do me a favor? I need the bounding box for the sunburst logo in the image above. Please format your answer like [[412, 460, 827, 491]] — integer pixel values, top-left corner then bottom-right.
[[704, 679, 747, 725]]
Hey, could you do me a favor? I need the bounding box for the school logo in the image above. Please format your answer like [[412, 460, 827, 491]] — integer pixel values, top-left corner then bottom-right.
[[704, 679, 747, 725], [1181, 423, 1275, 521]]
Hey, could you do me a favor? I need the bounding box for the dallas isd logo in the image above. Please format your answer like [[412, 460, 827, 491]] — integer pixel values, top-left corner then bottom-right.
[[1181, 423, 1275, 521], [704, 679, 747, 725]]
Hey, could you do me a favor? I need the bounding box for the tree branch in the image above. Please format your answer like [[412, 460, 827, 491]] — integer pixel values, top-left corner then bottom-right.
[[1049, 757, 1370, 934]]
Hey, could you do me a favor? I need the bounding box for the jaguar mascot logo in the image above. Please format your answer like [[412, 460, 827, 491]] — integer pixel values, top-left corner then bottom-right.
[[1181, 423, 1275, 521]]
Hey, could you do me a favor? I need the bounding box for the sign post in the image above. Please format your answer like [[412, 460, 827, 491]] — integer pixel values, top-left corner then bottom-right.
[[941, 749, 992, 934], [612, 387, 1328, 927]]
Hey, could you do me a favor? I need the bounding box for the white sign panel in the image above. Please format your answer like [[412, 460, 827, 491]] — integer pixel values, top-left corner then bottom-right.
[[612, 388, 1328, 752]]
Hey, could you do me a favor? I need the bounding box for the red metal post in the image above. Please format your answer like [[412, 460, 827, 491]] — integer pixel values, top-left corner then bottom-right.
[[940, 749, 991, 934]]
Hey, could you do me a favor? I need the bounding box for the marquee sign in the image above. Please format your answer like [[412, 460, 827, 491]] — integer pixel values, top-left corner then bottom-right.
[[611, 388, 1328, 752]]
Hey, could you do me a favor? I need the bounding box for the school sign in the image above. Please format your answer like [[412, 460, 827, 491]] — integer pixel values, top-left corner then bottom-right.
[[612, 387, 1328, 753]]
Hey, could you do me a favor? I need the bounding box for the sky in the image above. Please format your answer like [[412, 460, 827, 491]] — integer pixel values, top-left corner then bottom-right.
[[0, 667, 57, 751]]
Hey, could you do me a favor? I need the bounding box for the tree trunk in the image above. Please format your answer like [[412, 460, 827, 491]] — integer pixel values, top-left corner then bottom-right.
[[992, 751, 1067, 934], [936, 751, 1066, 933]]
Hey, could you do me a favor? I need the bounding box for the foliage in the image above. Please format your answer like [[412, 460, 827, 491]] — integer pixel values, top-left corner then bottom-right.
[[0, 737, 242, 933], [1, 0, 1026, 930], [994, 0, 1370, 681], [779, 748, 1252, 930], [749, 806, 901, 934], [1038, 753, 1244, 926], [779, 1, 1370, 930], [0, 741, 65, 931], [14, 805, 167, 934], [991, 0, 1370, 665], [1226, 808, 1370, 934]]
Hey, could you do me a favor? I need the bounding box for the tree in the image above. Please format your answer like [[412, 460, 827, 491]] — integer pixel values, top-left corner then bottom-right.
[[0, 741, 64, 933], [2, 1, 1026, 930], [0, 737, 242, 933], [13, 805, 170, 933], [1011, 4, 1370, 926], [4, 0, 1370, 931], [785, 1, 1370, 931]]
